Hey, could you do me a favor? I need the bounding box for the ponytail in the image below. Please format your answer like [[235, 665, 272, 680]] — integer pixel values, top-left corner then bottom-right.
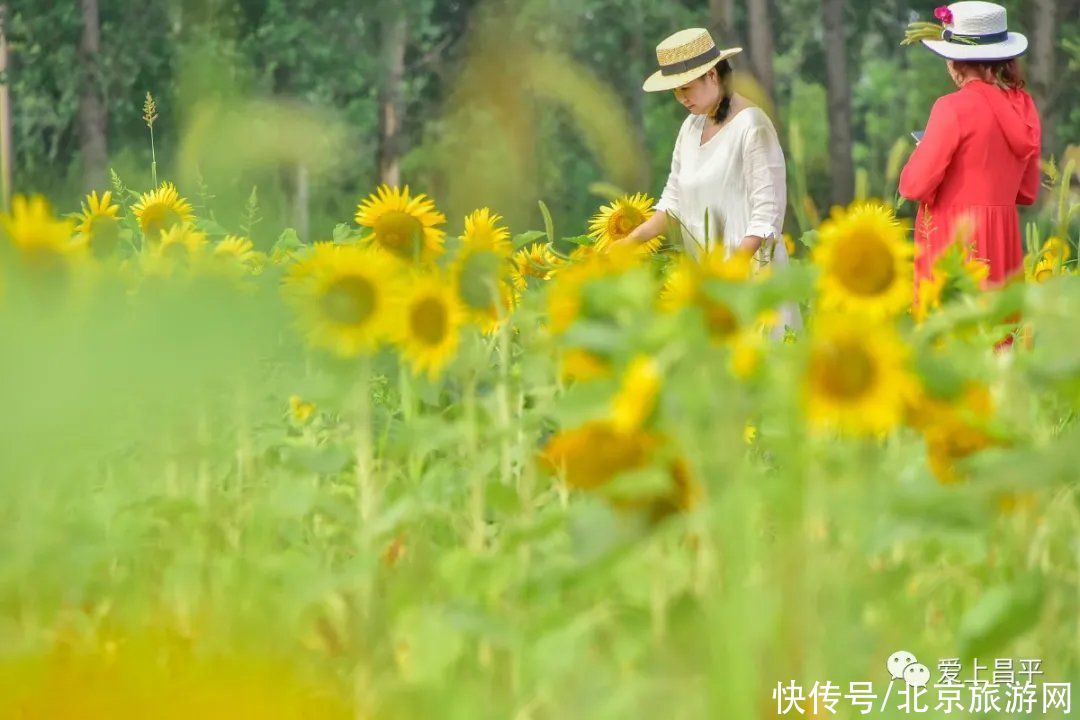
[[710, 60, 735, 124]]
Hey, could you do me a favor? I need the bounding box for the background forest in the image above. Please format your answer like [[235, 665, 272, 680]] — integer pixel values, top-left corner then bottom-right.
[[6, 0, 1079, 246]]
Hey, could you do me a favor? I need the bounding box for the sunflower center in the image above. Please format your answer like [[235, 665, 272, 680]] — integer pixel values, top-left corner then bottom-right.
[[814, 340, 877, 400], [458, 251, 503, 310], [162, 241, 191, 262], [321, 276, 376, 326], [608, 209, 644, 240], [141, 205, 183, 239], [701, 298, 738, 339], [833, 235, 897, 296], [374, 211, 423, 258], [410, 296, 448, 346]]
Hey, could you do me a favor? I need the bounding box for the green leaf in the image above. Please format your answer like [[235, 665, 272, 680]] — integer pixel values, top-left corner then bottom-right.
[[332, 223, 355, 242], [958, 576, 1044, 661], [195, 218, 229, 237], [393, 606, 466, 684], [538, 200, 556, 246], [512, 230, 547, 251], [486, 481, 520, 515], [283, 444, 351, 474], [273, 228, 303, 255]]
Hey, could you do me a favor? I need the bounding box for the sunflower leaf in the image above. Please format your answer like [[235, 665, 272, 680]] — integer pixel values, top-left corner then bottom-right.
[[538, 200, 556, 246], [958, 576, 1044, 661], [512, 230, 547, 251]]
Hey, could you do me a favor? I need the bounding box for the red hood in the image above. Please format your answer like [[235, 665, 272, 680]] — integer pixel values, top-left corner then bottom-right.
[[967, 81, 1041, 159]]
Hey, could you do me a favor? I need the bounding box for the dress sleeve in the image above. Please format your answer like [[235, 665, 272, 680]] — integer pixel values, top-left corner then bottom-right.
[[1016, 147, 1041, 206], [654, 118, 687, 216], [741, 120, 786, 240], [898, 97, 961, 204]]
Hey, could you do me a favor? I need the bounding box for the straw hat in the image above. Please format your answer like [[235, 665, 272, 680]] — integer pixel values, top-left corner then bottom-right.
[[922, 2, 1027, 61], [642, 28, 742, 92]]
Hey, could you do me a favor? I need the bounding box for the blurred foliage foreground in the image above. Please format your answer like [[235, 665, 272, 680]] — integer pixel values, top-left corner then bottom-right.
[[0, 140, 1077, 718]]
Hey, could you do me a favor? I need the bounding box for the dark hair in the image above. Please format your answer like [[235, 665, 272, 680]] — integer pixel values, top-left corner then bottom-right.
[[705, 60, 734, 124], [952, 58, 1026, 90]]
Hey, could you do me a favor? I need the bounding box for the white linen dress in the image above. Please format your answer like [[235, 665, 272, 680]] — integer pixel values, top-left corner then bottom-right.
[[654, 106, 801, 331]]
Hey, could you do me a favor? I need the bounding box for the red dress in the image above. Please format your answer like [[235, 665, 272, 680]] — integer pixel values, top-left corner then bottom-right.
[[899, 79, 1041, 290]]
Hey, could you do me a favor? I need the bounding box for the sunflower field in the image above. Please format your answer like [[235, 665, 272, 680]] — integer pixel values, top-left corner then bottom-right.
[[0, 137, 1078, 718]]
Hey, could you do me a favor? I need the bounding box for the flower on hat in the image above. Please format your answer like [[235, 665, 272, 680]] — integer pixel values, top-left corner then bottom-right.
[[933, 6, 953, 24]]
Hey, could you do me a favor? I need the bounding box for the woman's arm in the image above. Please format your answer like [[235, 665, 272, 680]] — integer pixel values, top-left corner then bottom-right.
[[740, 121, 786, 256], [621, 210, 670, 244], [898, 97, 961, 204], [1016, 149, 1041, 206]]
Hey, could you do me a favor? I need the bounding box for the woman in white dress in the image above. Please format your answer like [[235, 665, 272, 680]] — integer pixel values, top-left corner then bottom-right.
[[616, 28, 791, 273]]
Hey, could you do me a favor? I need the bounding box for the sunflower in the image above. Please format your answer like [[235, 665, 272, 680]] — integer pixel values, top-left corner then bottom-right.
[[511, 242, 561, 291], [0, 195, 82, 273], [610, 355, 661, 433], [461, 207, 511, 256], [132, 182, 194, 240], [155, 223, 208, 259], [212, 235, 266, 271], [814, 201, 912, 317], [1041, 236, 1071, 263], [0, 637, 352, 719], [783, 232, 796, 258], [394, 271, 464, 378], [546, 244, 644, 335], [916, 241, 991, 320], [560, 347, 611, 382], [661, 249, 751, 342], [76, 190, 122, 259], [454, 209, 516, 331], [283, 243, 399, 357], [610, 455, 703, 523], [288, 395, 317, 425], [729, 328, 764, 379], [803, 314, 916, 435], [355, 185, 446, 262], [540, 420, 656, 490], [1030, 257, 1058, 283], [905, 381, 1001, 484], [588, 192, 663, 253]]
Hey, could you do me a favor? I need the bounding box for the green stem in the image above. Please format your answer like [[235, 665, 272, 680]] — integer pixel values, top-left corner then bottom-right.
[[464, 372, 484, 552], [496, 315, 513, 487], [398, 362, 423, 484], [355, 358, 376, 542], [149, 124, 158, 189]]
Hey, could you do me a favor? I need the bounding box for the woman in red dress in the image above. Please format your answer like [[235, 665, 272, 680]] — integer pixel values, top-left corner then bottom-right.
[[899, 1, 1041, 293]]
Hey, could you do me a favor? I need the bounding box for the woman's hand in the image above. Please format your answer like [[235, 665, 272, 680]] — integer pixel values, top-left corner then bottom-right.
[[606, 211, 668, 252], [737, 235, 765, 255]]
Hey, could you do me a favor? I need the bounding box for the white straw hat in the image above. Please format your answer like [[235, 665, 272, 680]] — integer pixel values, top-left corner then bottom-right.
[[922, 2, 1027, 61], [642, 28, 742, 92]]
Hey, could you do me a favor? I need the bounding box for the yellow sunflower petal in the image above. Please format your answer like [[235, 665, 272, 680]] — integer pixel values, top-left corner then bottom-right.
[[283, 242, 401, 357], [803, 314, 917, 435], [813, 201, 913, 318], [393, 271, 464, 378], [132, 182, 194, 239], [355, 184, 446, 262], [588, 192, 661, 252]]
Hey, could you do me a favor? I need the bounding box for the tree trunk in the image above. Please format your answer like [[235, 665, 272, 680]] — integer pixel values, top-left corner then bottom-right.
[[821, 0, 854, 206], [1028, 0, 1056, 151], [709, 0, 738, 45], [0, 4, 11, 211], [77, 0, 107, 191], [377, 5, 407, 187], [746, 0, 774, 100]]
